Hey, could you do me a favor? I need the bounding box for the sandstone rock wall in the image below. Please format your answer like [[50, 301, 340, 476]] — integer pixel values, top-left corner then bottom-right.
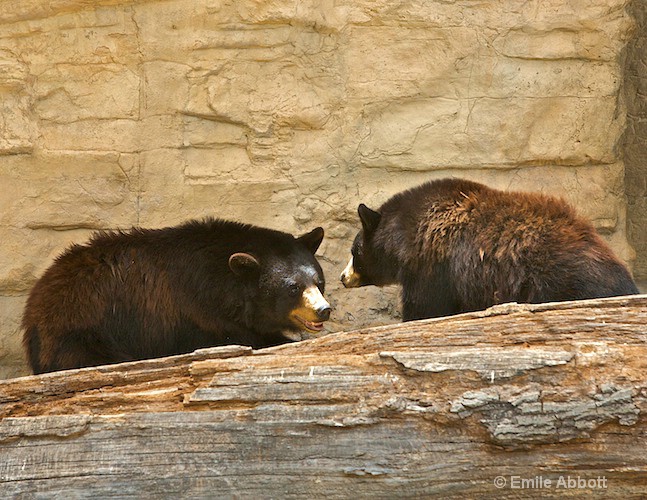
[[624, 0, 647, 283], [0, 0, 639, 378]]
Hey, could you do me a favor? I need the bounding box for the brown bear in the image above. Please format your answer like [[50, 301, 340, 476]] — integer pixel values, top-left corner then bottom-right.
[[23, 218, 331, 374], [341, 178, 638, 320]]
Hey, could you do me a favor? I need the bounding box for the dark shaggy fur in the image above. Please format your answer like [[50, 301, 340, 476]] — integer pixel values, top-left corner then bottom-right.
[[23, 218, 328, 374], [342, 178, 638, 320]]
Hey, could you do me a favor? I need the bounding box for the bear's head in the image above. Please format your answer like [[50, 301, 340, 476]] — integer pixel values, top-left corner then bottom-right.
[[229, 227, 331, 336], [341, 204, 398, 288]]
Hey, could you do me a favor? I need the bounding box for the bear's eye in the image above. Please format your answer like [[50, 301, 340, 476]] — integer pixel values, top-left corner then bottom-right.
[[288, 283, 301, 297]]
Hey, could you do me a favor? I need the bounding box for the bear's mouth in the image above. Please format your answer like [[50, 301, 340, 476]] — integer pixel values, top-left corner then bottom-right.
[[291, 314, 325, 333]]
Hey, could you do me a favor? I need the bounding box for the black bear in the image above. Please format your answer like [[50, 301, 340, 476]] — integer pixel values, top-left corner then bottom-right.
[[23, 218, 331, 374], [341, 178, 638, 320]]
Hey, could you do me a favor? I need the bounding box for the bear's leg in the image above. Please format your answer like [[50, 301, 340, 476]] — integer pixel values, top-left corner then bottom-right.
[[23, 326, 43, 374], [400, 269, 460, 321], [40, 329, 133, 373], [579, 260, 639, 298]]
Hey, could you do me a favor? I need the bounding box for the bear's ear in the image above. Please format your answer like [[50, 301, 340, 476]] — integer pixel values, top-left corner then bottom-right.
[[228, 252, 261, 277], [297, 227, 324, 255], [358, 204, 381, 233]]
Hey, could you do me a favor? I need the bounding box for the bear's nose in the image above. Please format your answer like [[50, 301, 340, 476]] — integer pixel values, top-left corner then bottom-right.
[[317, 305, 332, 321]]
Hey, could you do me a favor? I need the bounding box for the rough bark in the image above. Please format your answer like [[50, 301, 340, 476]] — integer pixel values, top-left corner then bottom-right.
[[1, 295, 646, 498]]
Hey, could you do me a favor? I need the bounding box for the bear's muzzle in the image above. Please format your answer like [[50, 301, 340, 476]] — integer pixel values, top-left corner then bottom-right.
[[289, 285, 331, 333], [340, 257, 362, 288]]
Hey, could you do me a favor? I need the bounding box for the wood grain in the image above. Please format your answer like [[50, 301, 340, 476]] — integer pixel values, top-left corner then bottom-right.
[[1, 295, 646, 498]]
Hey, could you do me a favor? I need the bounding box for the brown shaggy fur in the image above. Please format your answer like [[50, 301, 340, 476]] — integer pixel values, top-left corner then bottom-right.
[[345, 178, 638, 320], [23, 218, 328, 373]]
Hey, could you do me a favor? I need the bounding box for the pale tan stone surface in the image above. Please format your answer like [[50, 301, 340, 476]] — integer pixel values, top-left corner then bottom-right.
[[624, 0, 647, 282], [0, 0, 640, 377]]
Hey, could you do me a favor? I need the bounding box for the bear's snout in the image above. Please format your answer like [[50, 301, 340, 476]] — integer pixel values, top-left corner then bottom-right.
[[340, 257, 362, 288], [288, 285, 331, 334]]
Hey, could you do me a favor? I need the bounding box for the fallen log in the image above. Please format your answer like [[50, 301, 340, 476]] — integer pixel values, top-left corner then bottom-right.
[[1, 295, 646, 498]]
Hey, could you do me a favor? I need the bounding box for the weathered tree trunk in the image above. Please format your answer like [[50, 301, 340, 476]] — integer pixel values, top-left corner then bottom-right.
[[1, 295, 646, 498]]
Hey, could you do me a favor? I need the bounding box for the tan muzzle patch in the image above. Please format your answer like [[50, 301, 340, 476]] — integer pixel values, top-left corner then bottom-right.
[[340, 256, 362, 288], [289, 285, 331, 334]]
